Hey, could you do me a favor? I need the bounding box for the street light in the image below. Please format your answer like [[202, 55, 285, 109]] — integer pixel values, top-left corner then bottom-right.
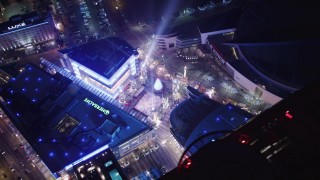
[[55, 22, 63, 31]]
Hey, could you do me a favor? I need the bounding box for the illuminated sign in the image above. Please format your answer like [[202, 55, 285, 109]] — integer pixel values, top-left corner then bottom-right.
[[84, 98, 110, 115], [8, 22, 26, 30]]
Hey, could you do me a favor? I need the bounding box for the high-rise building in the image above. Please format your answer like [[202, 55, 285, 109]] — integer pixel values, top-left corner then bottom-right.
[[59, 37, 139, 98], [0, 12, 56, 51]]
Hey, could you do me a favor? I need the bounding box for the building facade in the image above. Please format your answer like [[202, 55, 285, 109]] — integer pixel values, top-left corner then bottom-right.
[[176, 34, 201, 49], [0, 12, 56, 52], [59, 37, 139, 98], [154, 31, 178, 50]]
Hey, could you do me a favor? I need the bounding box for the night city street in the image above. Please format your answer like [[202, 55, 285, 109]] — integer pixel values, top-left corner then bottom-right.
[[1, 0, 320, 180]]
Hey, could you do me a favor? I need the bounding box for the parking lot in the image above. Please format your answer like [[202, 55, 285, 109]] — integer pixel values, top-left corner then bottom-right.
[[53, 0, 114, 47]]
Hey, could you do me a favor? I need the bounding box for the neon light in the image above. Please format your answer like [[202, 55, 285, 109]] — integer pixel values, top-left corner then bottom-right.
[[0, 22, 49, 37], [83, 98, 110, 115], [285, 111, 293, 119], [64, 144, 109, 170], [64, 164, 73, 170], [8, 22, 26, 30], [49, 152, 55, 157]]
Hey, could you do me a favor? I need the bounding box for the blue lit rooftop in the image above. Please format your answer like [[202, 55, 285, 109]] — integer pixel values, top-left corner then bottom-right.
[[185, 103, 253, 147], [59, 37, 138, 79], [6, 64, 60, 103], [170, 86, 253, 147], [0, 64, 148, 173]]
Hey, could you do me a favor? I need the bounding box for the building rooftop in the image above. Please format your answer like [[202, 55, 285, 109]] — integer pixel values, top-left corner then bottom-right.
[[59, 37, 138, 79], [177, 28, 201, 40], [185, 103, 253, 147], [0, 64, 148, 173], [197, 8, 243, 33], [7, 65, 60, 104], [170, 86, 252, 146]]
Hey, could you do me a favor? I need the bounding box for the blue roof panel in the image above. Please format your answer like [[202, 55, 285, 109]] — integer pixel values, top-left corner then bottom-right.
[[59, 37, 137, 79]]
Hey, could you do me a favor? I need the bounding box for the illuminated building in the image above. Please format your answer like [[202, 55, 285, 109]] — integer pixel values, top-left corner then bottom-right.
[[154, 30, 178, 50], [154, 29, 201, 50], [0, 12, 56, 52], [153, 9, 242, 50], [59, 37, 139, 98], [155, 8, 288, 104], [176, 32, 201, 49], [0, 64, 149, 177]]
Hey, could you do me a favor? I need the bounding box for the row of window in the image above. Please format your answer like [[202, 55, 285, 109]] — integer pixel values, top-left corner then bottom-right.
[[0, 24, 54, 50]]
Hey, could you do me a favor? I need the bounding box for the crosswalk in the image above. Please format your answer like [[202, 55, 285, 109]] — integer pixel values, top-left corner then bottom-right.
[[39, 58, 151, 127], [123, 144, 181, 179]]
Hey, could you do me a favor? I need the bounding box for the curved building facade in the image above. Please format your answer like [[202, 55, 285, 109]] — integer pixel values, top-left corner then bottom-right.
[[233, 1, 320, 90], [170, 86, 252, 147], [154, 30, 178, 50]]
